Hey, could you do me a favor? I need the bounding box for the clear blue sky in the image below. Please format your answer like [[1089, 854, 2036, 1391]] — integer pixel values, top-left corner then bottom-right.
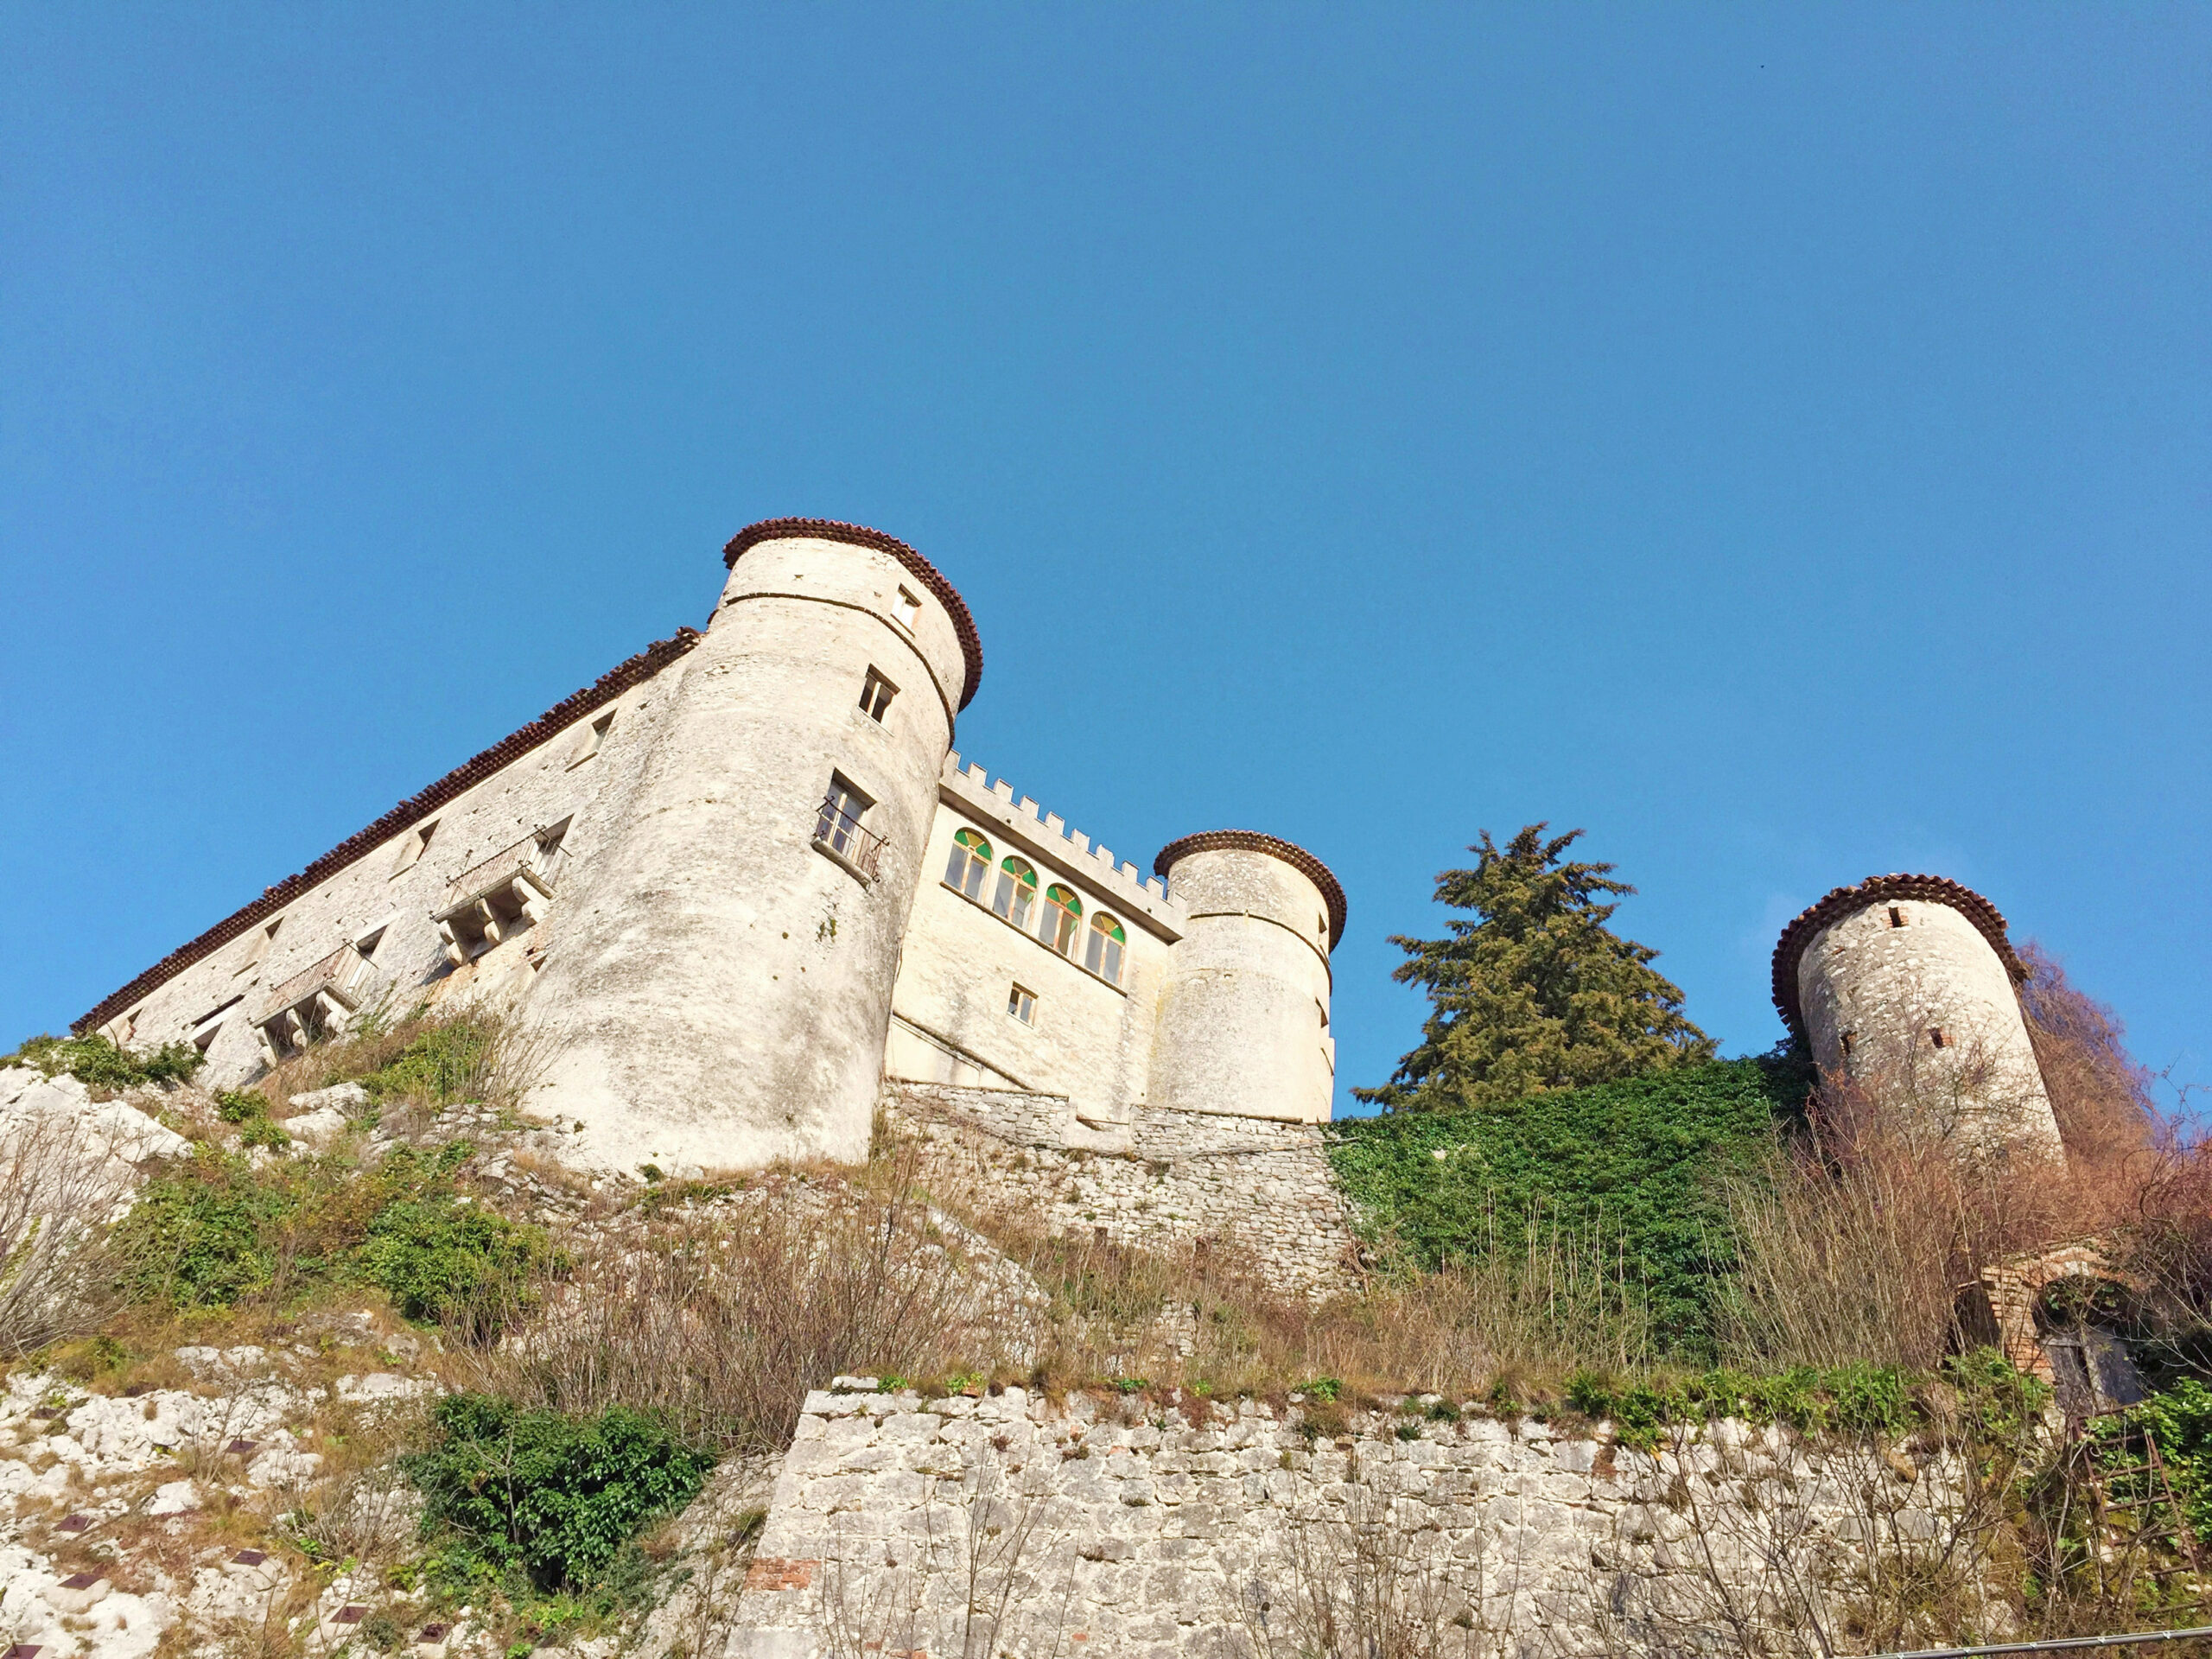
[[3, 7, 2205, 1116]]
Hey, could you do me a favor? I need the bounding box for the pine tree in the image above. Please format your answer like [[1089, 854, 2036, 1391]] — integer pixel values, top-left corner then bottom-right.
[[1356, 823, 1715, 1113]]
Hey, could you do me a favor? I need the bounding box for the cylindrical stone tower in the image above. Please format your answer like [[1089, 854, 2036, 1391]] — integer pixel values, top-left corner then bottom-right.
[[528, 518, 981, 1174], [1772, 874, 2062, 1157], [1147, 831, 1346, 1123]]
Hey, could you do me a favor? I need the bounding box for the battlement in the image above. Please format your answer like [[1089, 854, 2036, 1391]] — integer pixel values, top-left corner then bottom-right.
[[939, 750, 1183, 936]]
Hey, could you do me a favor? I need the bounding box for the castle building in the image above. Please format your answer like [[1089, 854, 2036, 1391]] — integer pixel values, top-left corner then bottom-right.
[[73, 520, 1347, 1178], [1771, 874, 2063, 1156]]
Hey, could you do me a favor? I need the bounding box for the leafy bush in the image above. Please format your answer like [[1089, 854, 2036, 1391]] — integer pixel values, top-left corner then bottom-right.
[[358, 1190, 549, 1325], [2097, 1380, 2212, 1542], [405, 1394, 715, 1593], [1328, 1054, 1809, 1351], [4, 1033, 205, 1090], [215, 1088, 291, 1150], [110, 1141, 546, 1327]]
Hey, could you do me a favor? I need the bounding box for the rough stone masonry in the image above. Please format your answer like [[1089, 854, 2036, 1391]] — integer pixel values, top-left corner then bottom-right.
[[712, 1384, 1990, 1659]]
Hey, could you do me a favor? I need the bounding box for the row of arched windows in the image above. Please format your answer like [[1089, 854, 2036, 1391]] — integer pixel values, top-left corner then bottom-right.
[[948, 828, 1126, 986]]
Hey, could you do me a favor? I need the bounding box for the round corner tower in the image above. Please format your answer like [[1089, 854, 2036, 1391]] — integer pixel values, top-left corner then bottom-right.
[[528, 518, 980, 1174], [1772, 874, 2062, 1158], [1147, 831, 1346, 1124]]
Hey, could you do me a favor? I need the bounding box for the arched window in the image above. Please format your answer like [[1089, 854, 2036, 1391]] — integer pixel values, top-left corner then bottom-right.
[[946, 829, 993, 899], [1042, 884, 1082, 955], [1084, 912, 1127, 984], [993, 856, 1038, 929]]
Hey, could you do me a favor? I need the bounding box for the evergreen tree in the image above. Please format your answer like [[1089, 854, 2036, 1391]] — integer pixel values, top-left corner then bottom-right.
[[1356, 824, 1715, 1112]]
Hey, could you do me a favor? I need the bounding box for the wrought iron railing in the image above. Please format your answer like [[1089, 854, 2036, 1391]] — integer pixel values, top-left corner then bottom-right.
[[813, 795, 886, 881], [441, 831, 565, 916]]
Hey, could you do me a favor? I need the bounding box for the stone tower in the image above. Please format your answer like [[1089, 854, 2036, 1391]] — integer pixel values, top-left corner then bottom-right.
[[526, 518, 981, 1174], [1147, 831, 1345, 1123], [1772, 874, 2063, 1157]]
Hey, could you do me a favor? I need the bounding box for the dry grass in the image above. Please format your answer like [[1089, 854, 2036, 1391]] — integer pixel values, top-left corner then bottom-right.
[[461, 1148, 1029, 1453]]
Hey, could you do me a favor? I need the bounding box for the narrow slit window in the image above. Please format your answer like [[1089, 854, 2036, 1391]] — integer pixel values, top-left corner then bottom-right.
[[893, 587, 922, 630], [1007, 984, 1036, 1026], [993, 856, 1038, 928], [946, 828, 993, 899], [1929, 1027, 1948, 1049], [1084, 912, 1127, 985], [395, 820, 438, 874], [1888, 906, 1907, 928], [571, 710, 616, 766], [1042, 884, 1082, 955], [859, 667, 898, 722], [236, 918, 282, 976]]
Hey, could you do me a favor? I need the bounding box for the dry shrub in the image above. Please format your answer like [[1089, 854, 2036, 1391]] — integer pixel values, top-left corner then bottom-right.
[[0, 1111, 134, 1356], [465, 1153, 1020, 1453], [2021, 943, 2162, 1191]]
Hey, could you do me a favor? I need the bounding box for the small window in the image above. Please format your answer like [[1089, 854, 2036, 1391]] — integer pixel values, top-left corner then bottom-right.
[[1084, 912, 1127, 985], [1929, 1027, 1948, 1050], [1888, 906, 1907, 928], [355, 926, 387, 965], [993, 856, 1038, 928], [394, 820, 438, 874], [893, 587, 922, 630], [945, 828, 993, 899], [1007, 984, 1037, 1025], [570, 710, 616, 767], [1840, 1031, 1856, 1057], [1042, 884, 1082, 954], [859, 667, 897, 721]]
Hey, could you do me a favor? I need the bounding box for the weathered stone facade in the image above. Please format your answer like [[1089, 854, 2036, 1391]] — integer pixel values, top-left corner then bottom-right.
[[884, 1081, 1357, 1299], [712, 1385, 1990, 1659]]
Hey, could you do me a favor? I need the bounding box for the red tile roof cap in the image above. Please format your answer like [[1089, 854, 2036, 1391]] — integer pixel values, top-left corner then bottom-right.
[[1770, 873, 2026, 1043], [723, 518, 982, 711], [1154, 830, 1348, 950]]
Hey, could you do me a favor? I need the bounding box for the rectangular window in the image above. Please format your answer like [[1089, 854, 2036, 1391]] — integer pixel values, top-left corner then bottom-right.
[[859, 667, 897, 721], [1007, 984, 1036, 1025], [1929, 1027, 1948, 1049], [354, 926, 387, 965], [1840, 1031, 1856, 1057], [893, 587, 921, 631], [394, 819, 437, 874], [1888, 906, 1907, 928], [191, 995, 243, 1054]]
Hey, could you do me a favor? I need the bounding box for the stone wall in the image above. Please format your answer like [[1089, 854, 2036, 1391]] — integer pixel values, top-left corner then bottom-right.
[[716, 1385, 1988, 1659], [884, 1082, 1361, 1300]]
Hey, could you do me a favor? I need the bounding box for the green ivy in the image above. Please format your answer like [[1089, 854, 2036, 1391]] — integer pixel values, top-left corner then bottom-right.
[[5, 1033, 205, 1091], [405, 1395, 715, 1594], [1327, 1054, 1809, 1351]]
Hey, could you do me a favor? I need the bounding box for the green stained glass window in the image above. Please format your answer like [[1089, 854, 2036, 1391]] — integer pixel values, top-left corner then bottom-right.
[[947, 828, 993, 899], [1084, 912, 1127, 983], [1044, 884, 1081, 954], [993, 856, 1038, 927]]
